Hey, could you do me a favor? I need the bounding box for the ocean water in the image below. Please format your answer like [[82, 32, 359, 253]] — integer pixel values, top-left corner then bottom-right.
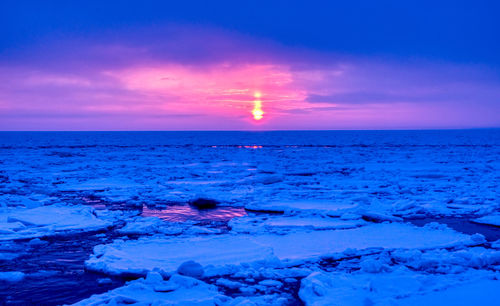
[[1, 129, 499, 147], [0, 130, 499, 304]]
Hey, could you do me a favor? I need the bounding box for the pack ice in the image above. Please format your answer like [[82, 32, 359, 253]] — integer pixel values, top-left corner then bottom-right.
[[1, 131, 499, 304]]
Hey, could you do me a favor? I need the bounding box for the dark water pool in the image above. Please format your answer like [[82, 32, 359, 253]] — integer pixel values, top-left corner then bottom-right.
[[408, 217, 500, 242], [0, 232, 126, 305]]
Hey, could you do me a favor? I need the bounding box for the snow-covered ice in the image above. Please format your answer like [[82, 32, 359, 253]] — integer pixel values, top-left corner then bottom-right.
[[0, 271, 25, 283], [299, 244, 500, 305], [245, 200, 358, 215], [1, 130, 499, 304], [472, 214, 500, 227], [0, 205, 116, 241], [74, 271, 292, 305], [86, 222, 477, 277], [86, 235, 275, 276], [299, 268, 500, 305], [73, 272, 222, 305], [229, 215, 367, 233]]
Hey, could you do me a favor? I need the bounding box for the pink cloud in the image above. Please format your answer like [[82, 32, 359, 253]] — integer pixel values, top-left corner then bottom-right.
[[0, 26, 499, 130]]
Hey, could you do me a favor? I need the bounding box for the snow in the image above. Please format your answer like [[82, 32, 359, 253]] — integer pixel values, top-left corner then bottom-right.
[[0, 205, 115, 241], [299, 244, 500, 305], [245, 200, 358, 215], [398, 279, 500, 305], [1, 131, 499, 304], [86, 235, 275, 276], [249, 223, 477, 261], [299, 268, 500, 306], [73, 272, 222, 305], [229, 215, 366, 233], [74, 272, 292, 305], [86, 222, 476, 277], [216, 278, 244, 289]]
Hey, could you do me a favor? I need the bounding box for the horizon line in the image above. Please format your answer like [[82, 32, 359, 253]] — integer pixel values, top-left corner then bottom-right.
[[0, 127, 499, 133]]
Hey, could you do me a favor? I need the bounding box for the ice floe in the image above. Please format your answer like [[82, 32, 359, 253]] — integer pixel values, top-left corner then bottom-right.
[[245, 200, 358, 215], [1, 131, 499, 304], [73, 272, 223, 305], [0, 271, 25, 283], [229, 215, 367, 234], [299, 268, 500, 305], [86, 235, 275, 277], [0, 205, 116, 241], [86, 222, 477, 277], [75, 270, 294, 305], [472, 214, 500, 227]]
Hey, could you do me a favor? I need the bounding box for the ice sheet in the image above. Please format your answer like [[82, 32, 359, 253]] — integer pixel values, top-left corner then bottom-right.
[[0, 205, 114, 241], [245, 200, 358, 215], [86, 222, 476, 276], [229, 215, 367, 233], [472, 215, 500, 227], [299, 268, 500, 306]]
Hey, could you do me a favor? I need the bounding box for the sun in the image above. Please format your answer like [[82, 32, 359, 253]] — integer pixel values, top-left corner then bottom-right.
[[252, 108, 264, 120], [252, 92, 264, 121]]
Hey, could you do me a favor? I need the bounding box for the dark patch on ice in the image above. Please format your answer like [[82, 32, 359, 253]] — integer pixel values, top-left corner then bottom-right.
[[412, 174, 448, 179], [46, 151, 86, 158], [287, 172, 316, 176], [408, 217, 500, 241], [244, 208, 286, 214], [189, 197, 219, 209]]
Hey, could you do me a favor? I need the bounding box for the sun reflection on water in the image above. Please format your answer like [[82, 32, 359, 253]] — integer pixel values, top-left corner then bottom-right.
[[141, 204, 247, 222]]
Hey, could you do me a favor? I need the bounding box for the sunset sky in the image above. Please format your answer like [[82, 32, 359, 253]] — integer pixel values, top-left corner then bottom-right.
[[1, 1, 499, 130]]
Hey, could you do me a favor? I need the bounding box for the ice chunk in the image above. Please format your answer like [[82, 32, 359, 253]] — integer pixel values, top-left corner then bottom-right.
[[299, 268, 500, 305], [73, 273, 222, 305], [86, 223, 475, 277], [177, 260, 204, 278], [360, 211, 403, 223], [258, 279, 283, 287], [86, 235, 275, 276], [58, 178, 142, 192], [255, 223, 475, 261], [0, 271, 25, 283], [245, 200, 357, 215], [472, 214, 500, 227], [0, 205, 113, 241], [117, 216, 167, 235], [215, 278, 244, 289], [400, 277, 500, 305], [229, 215, 366, 233]]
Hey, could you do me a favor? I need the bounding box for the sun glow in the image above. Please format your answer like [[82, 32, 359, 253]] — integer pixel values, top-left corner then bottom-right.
[[252, 93, 264, 120], [252, 107, 264, 120]]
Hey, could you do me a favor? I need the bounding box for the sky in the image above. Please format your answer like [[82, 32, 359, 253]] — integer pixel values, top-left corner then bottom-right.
[[0, 0, 499, 130]]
